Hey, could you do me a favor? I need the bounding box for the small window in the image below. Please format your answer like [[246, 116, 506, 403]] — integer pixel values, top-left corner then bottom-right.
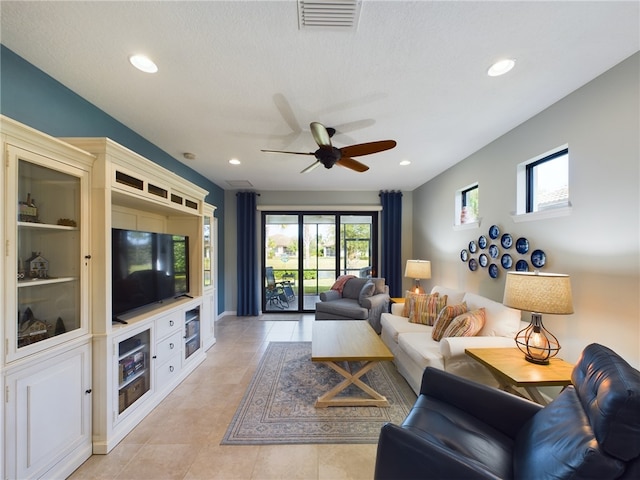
[[455, 183, 479, 225], [517, 147, 569, 215]]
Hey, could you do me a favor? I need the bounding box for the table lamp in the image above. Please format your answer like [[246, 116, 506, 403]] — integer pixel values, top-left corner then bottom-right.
[[404, 260, 431, 294], [503, 271, 573, 365]]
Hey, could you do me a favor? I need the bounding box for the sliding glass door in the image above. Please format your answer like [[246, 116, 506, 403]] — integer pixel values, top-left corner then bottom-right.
[[301, 214, 336, 311], [262, 212, 377, 313]]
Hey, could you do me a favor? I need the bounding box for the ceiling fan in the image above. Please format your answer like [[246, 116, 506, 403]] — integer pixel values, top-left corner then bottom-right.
[[261, 122, 397, 173]]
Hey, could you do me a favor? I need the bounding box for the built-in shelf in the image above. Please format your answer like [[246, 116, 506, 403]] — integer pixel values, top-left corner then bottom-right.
[[18, 221, 78, 231], [18, 276, 76, 287]]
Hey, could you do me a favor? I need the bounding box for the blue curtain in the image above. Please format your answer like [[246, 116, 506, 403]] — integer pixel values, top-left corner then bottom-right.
[[379, 190, 403, 297], [236, 192, 259, 316]]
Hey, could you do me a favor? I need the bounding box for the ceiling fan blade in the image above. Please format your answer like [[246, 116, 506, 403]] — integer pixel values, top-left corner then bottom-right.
[[301, 161, 321, 173], [336, 157, 369, 172], [332, 119, 376, 134], [341, 140, 397, 157], [310, 122, 333, 149], [261, 149, 315, 155], [273, 93, 302, 134]]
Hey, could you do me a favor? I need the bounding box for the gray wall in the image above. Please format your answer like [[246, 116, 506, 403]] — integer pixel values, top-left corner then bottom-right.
[[223, 190, 414, 314], [412, 53, 639, 367]]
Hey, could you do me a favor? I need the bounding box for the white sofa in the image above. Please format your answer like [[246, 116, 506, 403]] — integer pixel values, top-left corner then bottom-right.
[[380, 285, 527, 394]]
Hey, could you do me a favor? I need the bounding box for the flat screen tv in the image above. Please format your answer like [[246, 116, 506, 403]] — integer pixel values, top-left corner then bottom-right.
[[112, 228, 190, 320]]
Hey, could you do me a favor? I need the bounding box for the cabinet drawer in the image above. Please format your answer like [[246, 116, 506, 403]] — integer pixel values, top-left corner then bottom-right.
[[156, 331, 182, 366], [155, 354, 181, 387], [155, 312, 181, 339]]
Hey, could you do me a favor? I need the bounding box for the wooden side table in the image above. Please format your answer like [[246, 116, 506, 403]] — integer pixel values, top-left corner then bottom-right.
[[465, 348, 574, 405]]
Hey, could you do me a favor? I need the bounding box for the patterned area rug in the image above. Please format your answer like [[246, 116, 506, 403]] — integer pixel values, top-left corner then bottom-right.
[[221, 341, 417, 445]]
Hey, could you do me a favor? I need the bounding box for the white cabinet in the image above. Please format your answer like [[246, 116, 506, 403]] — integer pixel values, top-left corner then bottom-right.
[[2, 116, 94, 479], [154, 310, 183, 395], [155, 331, 182, 388], [65, 131, 210, 455], [5, 340, 92, 480], [202, 203, 217, 350], [97, 298, 203, 453], [202, 292, 216, 351], [4, 124, 92, 362], [115, 327, 151, 417]]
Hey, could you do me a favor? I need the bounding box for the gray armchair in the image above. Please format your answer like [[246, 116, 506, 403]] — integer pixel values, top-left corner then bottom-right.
[[315, 277, 389, 333]]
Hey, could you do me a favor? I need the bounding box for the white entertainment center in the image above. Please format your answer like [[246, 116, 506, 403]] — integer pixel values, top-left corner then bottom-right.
[[1, 116, 217, 478]]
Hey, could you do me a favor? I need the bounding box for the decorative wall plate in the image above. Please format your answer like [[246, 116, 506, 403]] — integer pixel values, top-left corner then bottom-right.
[[479, 253, 488, 267], [516, 237, 529, 254], [478, 235, 487, 249], [469, 258, 478, 271], [489, 264, 499, 278], [489, 225, 500, 239], [516, 259, 529, 271], [489, 244, 499, 258], [531, 249, 546, 268], [501, 233, 513, 249], [501, 254, 513, 269], [469, 241, 477, 253], [460, 249, 468, 262]]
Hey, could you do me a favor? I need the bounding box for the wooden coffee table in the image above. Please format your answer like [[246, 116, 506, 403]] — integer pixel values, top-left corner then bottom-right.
[[312, 320, 394, 408], [465, 348, 574, 405]]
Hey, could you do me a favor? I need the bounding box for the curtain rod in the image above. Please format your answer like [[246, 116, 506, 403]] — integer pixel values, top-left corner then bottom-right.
[[256, 205, 382, 211]]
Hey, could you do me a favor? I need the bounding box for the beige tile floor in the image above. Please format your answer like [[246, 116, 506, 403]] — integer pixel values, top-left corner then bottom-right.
[[69, 315, 379, 480]]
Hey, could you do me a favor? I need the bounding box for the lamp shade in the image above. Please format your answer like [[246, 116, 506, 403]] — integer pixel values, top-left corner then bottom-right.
[[404, 260, 431, 279], [503, 272, 573, 314]]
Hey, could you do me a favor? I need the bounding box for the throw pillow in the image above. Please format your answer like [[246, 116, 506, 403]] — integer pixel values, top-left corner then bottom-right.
[[401, 290, 419, 317], [370, 277, 386, 294], [409, 294, 448, 326], [432, 302, 468, 341], [442, 308, 486, 338], [358, 280, 375, 306]]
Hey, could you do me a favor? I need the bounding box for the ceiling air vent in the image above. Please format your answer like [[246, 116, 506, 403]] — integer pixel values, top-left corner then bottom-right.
[[298, 0, 362, 30], [226, 180, 254, 188]]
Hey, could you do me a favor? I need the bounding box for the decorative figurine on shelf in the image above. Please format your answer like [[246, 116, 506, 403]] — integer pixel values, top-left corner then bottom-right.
[[17, 258, 25, 280], [25, 251, 49, 279], [55, 317, 66, 335], [57, 218, 77, 227], [18, 193, 39, 223], [17, 307, 51, 347]]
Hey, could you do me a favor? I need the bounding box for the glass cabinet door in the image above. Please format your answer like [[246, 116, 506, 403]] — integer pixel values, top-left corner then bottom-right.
[[117, 328, 151, 415], [203, 213, 212, 287], [184, 306, 201, 360], [6, 146, 89, 361]]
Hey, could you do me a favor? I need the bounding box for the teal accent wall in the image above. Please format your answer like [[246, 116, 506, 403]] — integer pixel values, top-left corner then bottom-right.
[[1, 45, 226, 313]]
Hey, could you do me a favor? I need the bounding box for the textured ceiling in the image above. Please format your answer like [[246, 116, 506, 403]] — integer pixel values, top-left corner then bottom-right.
[[1, 1, 638, 192]]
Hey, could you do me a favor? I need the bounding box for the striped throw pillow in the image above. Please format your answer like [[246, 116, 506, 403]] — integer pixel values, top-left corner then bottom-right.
[[401, 290, 419, 317], [432, 302, 468, 341], [442, 308, 486, 338], [409, 293, 448, 326]]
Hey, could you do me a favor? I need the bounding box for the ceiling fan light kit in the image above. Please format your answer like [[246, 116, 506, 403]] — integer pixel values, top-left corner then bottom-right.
[[261, 121, 396, 174]]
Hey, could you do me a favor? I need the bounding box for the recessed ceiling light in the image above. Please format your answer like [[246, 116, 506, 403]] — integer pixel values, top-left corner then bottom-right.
[[399, 160, 411, 166], [183, 152, 196, 160], [488, 58, 515, 77], [229, 158, 241, 165], [129, 54, 158, 73]]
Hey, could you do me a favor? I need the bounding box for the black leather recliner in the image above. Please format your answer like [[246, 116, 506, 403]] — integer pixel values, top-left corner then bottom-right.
[[375, 343, 640, 479]]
